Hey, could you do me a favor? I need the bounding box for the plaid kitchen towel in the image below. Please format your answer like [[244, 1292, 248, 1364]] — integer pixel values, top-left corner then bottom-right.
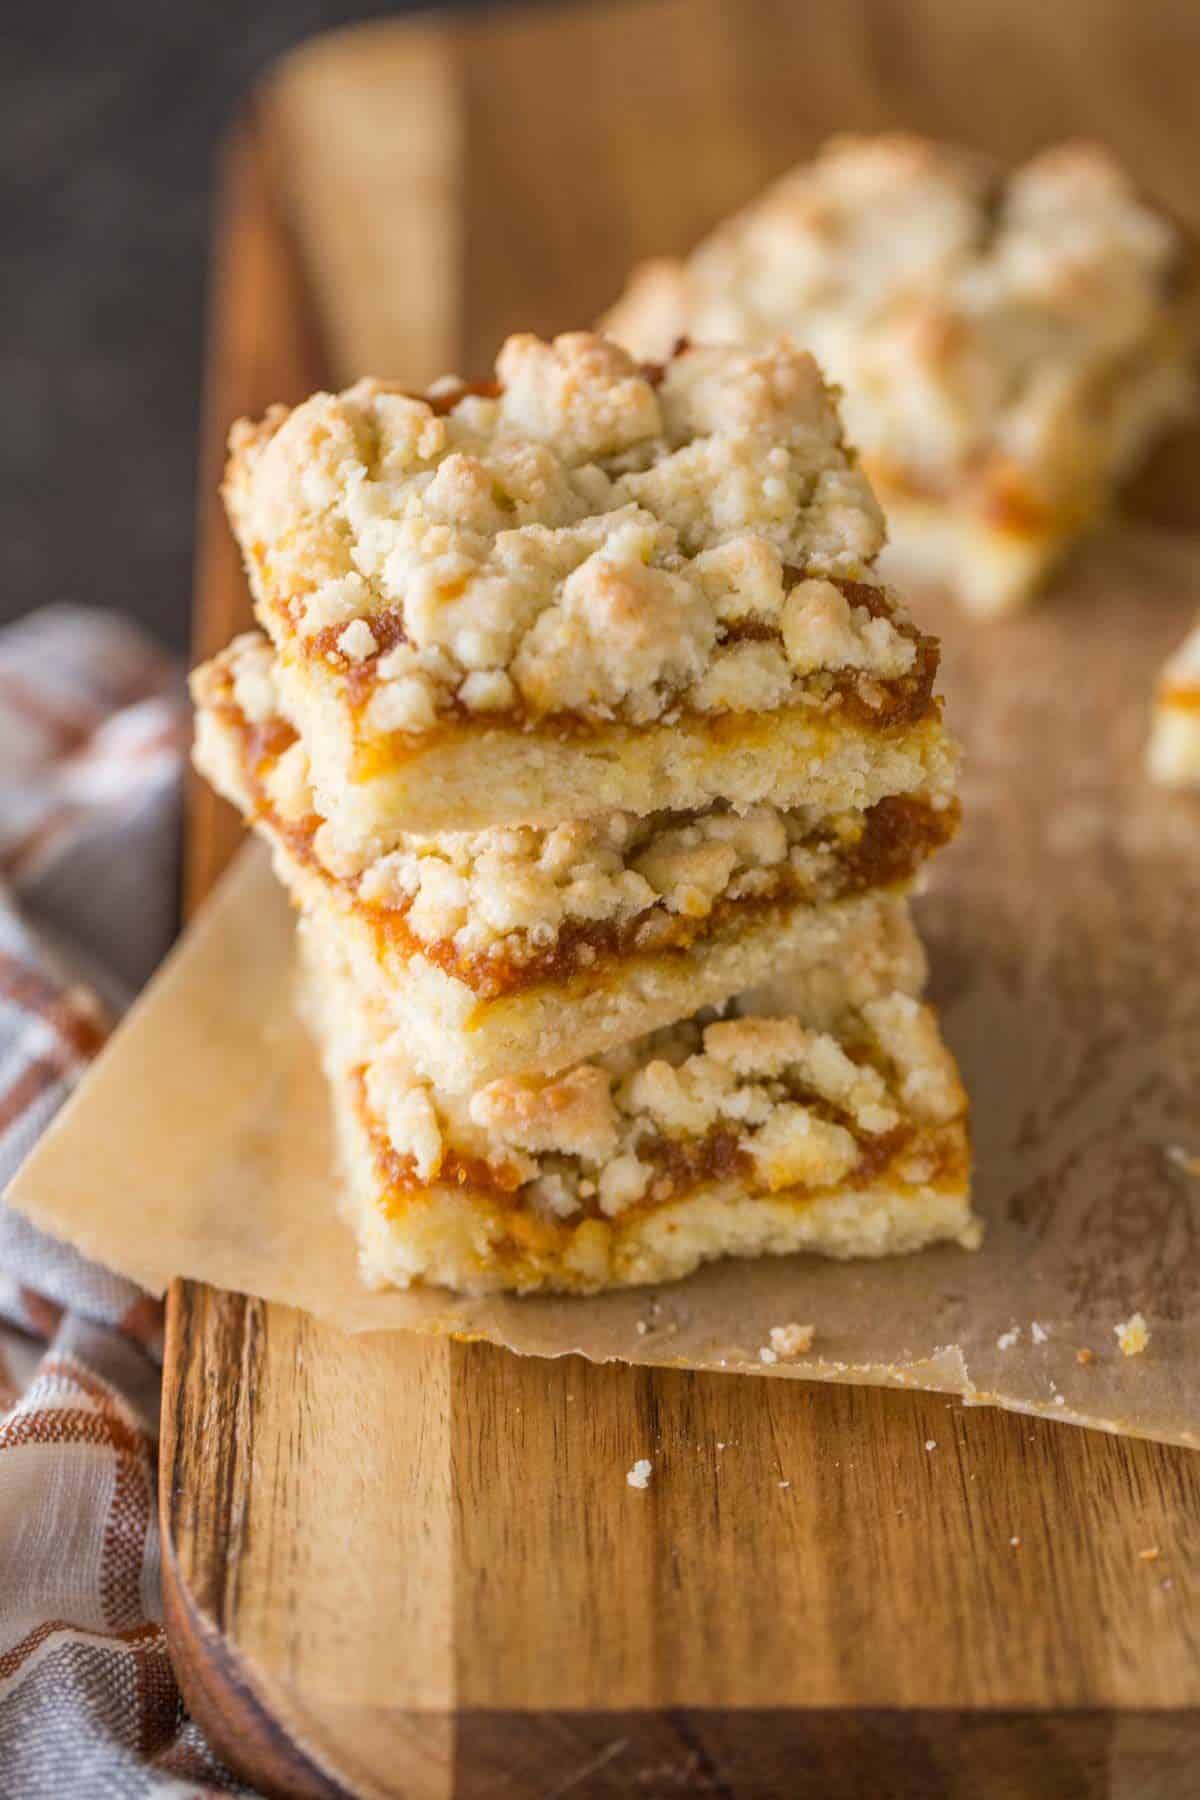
[[0, 607, 253, 1798]]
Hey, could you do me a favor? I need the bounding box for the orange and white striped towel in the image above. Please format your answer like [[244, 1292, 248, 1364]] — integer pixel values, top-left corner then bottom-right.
[[0, 608, 250, 1795]]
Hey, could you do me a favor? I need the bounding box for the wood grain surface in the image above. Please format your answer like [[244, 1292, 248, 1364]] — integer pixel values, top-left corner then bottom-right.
[[166, 4, 1200, 1795]]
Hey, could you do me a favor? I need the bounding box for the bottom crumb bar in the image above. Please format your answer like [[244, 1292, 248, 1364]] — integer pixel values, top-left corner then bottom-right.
[[300, 924, 977, 1297], [1148, 614, 1200, 788]]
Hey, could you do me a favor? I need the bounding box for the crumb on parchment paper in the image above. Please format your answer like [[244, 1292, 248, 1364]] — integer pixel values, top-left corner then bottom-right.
[[1115, 1313, 1149, 1357], [769, 1323, 816, 1357], [1076, 1347, 1095, 1366], [626, 1459, 652, 1490], [997, 1328, 1020, 1350], [1031, 1322, 1048, 1345]]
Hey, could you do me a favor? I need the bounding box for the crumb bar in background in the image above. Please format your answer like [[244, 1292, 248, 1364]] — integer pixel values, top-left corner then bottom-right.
[[221, 333, 953, 842], [192, 632, 949, 1088], [299, 921, 977, 1296], [605, 136, 1199, 618], [1147, 614, 1200, 787]]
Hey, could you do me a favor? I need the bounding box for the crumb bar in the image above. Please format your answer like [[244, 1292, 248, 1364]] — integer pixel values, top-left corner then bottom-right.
[[222, 332, 953, 839], [605, 136, 1198, 617], [301, 927, 978, 1295], [1147, 614, 1200, 787], [195, 632, 945, 1087]]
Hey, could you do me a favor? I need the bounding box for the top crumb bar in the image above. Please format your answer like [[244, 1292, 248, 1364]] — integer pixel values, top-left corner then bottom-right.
[[605, 136, 1198, 617], [224, 332, 950, 842]]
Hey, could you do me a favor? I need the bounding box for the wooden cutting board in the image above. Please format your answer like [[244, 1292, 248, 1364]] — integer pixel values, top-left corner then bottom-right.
[[165, 5, 1200, 1794]]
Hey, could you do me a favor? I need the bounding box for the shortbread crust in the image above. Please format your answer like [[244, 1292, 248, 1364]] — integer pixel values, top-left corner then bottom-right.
[[194, 633, 946, 1087], [301, 929, 977, 1295], [223, 332, 953, 835], [605, 136, 1198, 616], [1147, 614, 1200, 788]]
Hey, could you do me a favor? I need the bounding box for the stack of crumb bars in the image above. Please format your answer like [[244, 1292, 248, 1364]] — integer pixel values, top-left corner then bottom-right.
[[192, 330, 978, 1294]]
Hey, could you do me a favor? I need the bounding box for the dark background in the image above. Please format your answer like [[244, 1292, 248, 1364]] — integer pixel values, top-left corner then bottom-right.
[[3, 1, 499, 655]]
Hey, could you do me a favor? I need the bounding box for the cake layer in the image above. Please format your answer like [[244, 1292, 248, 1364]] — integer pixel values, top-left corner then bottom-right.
[[194, 632, 949, 1087], [605, 135, 1198, 616], [1147, 614, 1200, 787], [222, 331, 954, 836], [301, 928, 977, 1296]]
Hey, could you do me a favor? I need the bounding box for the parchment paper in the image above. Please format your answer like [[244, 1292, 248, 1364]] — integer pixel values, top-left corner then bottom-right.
[[6, 530, 1200, 1446]]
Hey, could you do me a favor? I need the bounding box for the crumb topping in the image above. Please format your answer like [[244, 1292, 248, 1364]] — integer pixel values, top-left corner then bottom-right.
[[357, 991, 968, 1225], [220, 333, 940, 737], [194, 632, 957, 997], [606, 136, 1194, 514]]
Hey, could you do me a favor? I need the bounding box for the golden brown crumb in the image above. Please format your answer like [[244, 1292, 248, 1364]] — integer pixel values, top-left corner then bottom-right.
[[1138, 1546, 1161, 1562], [1115, 1313, 1149, 1357], [1076, 1347, 1095, 1366]]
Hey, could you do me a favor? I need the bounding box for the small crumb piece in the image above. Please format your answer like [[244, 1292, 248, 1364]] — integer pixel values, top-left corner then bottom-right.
[[1009, 1536, 1021, 1547], [1166, 1145, 1200, 1176], [997, 1328, 1020, 1351], [925, 1439, 937, 1452], [758, 1346, 778, 1365], [1031, 1322, 1049, 1345], [635, 1320, 648, 1336], [769, 1322, 816, 1358], [626, 1458, 653, 1490], [1138, 1546, 1161, 1562], [778, 1480, 791, 1490], [1076, 1348, 1095, 1366], [1053, 1395, 1066, 1407], [1115, 1312, 1149, 1357], [336, 618, 379, 661]]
